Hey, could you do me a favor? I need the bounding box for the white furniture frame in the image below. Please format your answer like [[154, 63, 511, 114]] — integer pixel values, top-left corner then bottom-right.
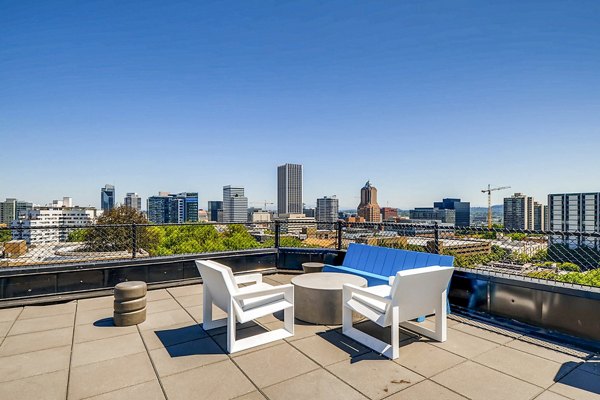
[[195, 259, 294, 354], [342, 265, 454, 359]]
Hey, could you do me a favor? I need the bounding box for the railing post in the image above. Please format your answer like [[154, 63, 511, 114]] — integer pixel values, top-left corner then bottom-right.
[[336, 220, 343, 250], [274, 221, 280, 249], [433, 222, 440, 254], [131, 223, 137, 259]]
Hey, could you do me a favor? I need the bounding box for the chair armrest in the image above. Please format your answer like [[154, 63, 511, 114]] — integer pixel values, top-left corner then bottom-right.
[[343, 284, 392, 305], [388, 276, 395, 286], [234, 273, 263, 285], [233, 283, 293, 302]]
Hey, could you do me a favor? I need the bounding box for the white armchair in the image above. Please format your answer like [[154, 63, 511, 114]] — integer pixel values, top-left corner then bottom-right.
[[342, 265, 454, 359], [196, 259, 294, 353]]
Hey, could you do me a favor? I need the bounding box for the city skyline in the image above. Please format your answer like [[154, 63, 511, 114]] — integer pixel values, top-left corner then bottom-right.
[[2, 2, 600, 209]]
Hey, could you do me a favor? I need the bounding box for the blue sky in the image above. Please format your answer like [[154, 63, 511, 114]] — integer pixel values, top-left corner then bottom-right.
[[2, 1, 599, 209]]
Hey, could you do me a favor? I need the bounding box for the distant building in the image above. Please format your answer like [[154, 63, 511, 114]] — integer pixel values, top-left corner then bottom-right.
[[198, 209, 209, 222], [101, 185, 116, 212], [316, 196, 339, 227], [277, 163, 303, 215], [548, 192, 599, 250], [11, 206, 98, 244], [357, 181, 381, 222], [504, 193, 534, 230], [146, 192, 198, 224], [147, 194, 170, 224], [0, 198, 33, 224], [124, 193, 142, 212], [207, 201, 223, 222], [303, 207, 316, 218], [433, 198, 470, 227], [380, 207, 398, 221], [275, 213, 316, 234], [409, 208, 456, 224], [222, 186, 248, 223], [250, 210, 271, 223], [533, 202, 546, 231], [51, 197, 72, 208]]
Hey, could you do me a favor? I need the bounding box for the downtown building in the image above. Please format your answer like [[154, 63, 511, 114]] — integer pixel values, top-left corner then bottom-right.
[[409, 207, 456, 224], [380, 207, 398, 221], [11, 206, 98, 244], [124, 193, 142, 212], [277, 163, 303, 215], [101, 185, 116, 212], [357, 181, 381, 222], [147, 192, 199, 224], [0, 198, 33, 225], [222, 186, 248, 223], [207, 201, 223, 222], [316, 196, 339, 228], [548, 192, 600, 250], [434, 198, 470, 227]]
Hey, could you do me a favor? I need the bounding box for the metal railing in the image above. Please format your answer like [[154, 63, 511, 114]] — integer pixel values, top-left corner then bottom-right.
[[1, 220, 599, 287]]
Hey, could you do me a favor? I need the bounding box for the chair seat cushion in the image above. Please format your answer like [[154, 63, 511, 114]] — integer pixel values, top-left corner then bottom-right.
[[351, 285, 391, 314], [237, 283, 285, 311]]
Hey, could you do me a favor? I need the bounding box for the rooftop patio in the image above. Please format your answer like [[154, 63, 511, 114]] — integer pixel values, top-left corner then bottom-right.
[[1, 272, 598, 400]]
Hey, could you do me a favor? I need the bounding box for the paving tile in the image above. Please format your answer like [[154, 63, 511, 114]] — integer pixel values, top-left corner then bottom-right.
[[161, 360, 255, 400], [473, 345, 572, 388], [263, 368, 366, 400], [146, 289, 173, 302], [19, 301, 76, 320], [430, 328, 499, 359], [327, 352, 425, 400], [393, 340, 466, 377], [71, 332, 146, 367], [166, 284, 202, 298], [266, 319, 330, 342], [385, 379, 467, 399], [74, 319, 138, 343], [75, 307, 114, 326], [8, 312, 74, 335], [141, 322, 208, 350], [432, 360, 542, 400], [186, 304, 227, 324], [579, 356, 600, 376], [84, 380, 165, 400], [266, 274, 295, 284], [0, 369, 68, 400], [290, 330, 370, 366], [0, 321, 12, 338], [507, 339, 585, 364], [0, 307, 22, 322], [341, 320, 418, 346], [145, 298, 182, 314], [174, 294, 202, 308], [535, 391, 571, 400], [0, 345, 71, 383], [68, 352, 156, 400], [149, 336, 227, 377], [138, 308, 195, 331], [0, 327, 73, 356], [234, 342, 319, 388], [427, 314, 461, 328], [452, 322, 518, 344], [549, 368, 600, 400], [232, 391, 266, 400], [212, 323, 283, 355], [77, 295, 114, 311]]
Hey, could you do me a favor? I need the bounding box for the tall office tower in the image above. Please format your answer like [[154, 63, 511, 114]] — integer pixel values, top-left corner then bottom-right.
[[504, 193, 534, 230], [168, 192, 199, 223], [207, 201, 223, 222], [277, 163, 303, 215], [147, 194, 171, 224], [357, 181, 381, 222], [548, 192, 600, 249], [433, 198, 471, 227], [0, 199, 33, 224], [222, 186, 248, 223], [533, 201, 545, 231], [124, 193, 142, 212], [101, 184, 116, 212], [316, 196, 339, 223]]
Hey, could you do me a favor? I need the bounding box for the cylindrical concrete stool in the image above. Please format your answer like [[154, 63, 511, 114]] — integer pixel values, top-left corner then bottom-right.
[[114, 281, 147, 326]]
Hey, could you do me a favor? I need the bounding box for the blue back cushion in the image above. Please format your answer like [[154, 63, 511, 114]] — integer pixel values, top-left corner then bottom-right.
[[342, 243, 453, 277]]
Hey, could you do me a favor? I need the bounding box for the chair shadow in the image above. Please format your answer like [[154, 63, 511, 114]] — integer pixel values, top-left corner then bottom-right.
[[553, 360, 600, 395], [154, 325, 223, 357]]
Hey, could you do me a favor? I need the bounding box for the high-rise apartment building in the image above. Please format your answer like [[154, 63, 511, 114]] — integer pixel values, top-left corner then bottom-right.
[[124, 193, 142, 212], [433, 198, 471, 227], [548, 192, 600, 249], [207, 201, 223, 222], [533, 201, 546, 231], [222, 186, 248, 223], [277, 164, 303, 215], [101, 185, 116, 212], [146, 192, 198, 224], [0, 198, 33, 224], [504, 193, 534, 230], [316, 196, 339, 223], [357, 181, 381, 222]]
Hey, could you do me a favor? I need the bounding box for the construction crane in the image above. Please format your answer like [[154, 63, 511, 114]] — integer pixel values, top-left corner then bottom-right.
[[250, 200, 274, 210], [481, 184, 511, 228]]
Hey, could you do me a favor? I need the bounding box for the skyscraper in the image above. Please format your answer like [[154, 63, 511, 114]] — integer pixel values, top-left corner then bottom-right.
[[147, 194, 170, 224], [433, 198, 471, 227], [146, 192, 198, 223], [504, 193, 534, 230], [222, 186, 248, 223], [101, 184, 115, 212], [316, 196, 339, 223], [207, 201, 223, 222], [277, 163, 303, 215], [357, 181, 381, 222], [124, 193, 142, 212], [548, 192, 599, 249]]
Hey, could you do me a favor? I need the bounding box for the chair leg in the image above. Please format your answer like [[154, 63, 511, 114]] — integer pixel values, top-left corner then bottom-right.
[[201, 290, 227, 331], [390, 306, 400, 359], [342, 300, 353, 334], [227, 303, 237, 353]]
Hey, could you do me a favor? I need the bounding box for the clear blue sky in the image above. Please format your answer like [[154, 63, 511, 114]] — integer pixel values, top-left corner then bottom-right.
[[2, 1, 599, 210]]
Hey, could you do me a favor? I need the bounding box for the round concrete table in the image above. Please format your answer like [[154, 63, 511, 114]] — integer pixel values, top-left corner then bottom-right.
[[302, 262, 325, 274], [291, 272, 367, 325]]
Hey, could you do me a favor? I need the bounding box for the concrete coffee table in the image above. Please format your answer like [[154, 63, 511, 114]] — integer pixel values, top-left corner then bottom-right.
[[291, 272, 368, 325]]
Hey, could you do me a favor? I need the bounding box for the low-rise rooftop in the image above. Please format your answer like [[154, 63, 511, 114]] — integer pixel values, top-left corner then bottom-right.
[[1, 273, 598, 400]]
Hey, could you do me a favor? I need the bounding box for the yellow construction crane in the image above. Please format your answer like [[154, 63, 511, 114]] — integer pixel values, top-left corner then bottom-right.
[[481, 184, 511, 228]]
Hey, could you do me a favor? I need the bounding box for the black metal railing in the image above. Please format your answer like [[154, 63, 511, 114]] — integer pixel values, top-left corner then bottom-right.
[[1, 220, 599, 287]]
